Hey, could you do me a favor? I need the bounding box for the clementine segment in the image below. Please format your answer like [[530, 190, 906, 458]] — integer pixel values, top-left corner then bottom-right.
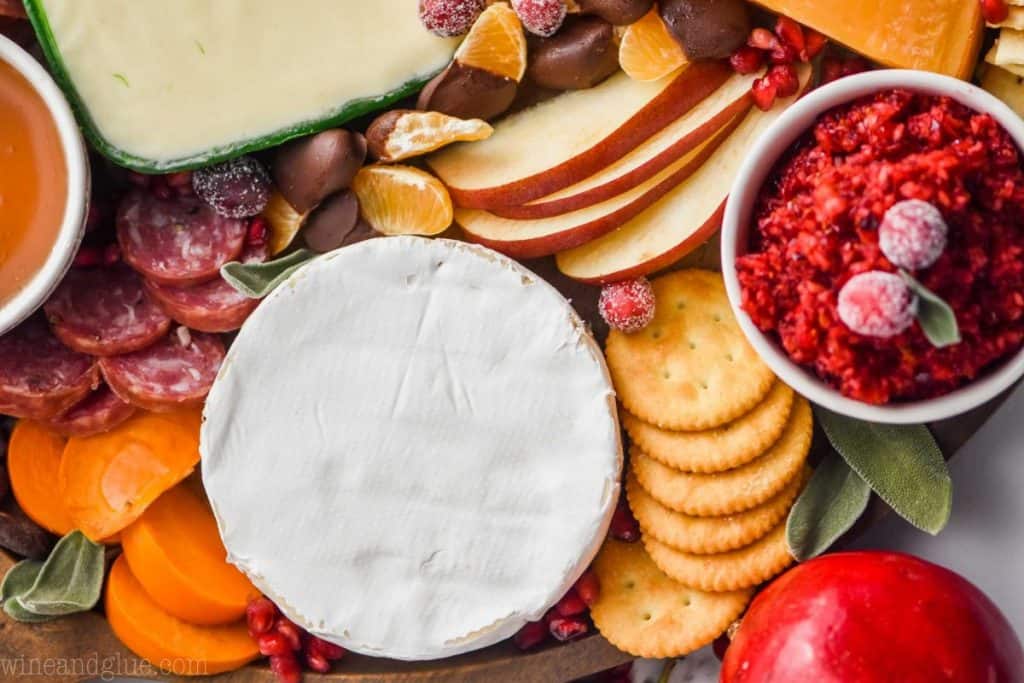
[[619, 8, 688, 82]]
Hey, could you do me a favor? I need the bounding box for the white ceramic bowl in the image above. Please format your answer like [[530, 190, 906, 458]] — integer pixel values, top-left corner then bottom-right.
[[0, 34, 88, 337], [721, 69, 1024, 424]]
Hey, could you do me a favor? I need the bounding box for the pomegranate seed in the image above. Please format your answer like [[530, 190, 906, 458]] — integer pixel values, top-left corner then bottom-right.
[[275, 619, 304, 651], [803, 29, 827, 60], [767, 63, 799, 98], [258, 632, 293, 657], [246, 598, 278, 637], [840, 57, 871, 77], [747, 27, 779, 51], [609, 497, 640, 542], [268, 654, 302, 683], [769, 42, 798, 64], [163, 171, 193, 188], [514, 620, 549, 651], [247, 216, 270, 247], [729, 46, 765, 75], [821, 57, 844, 84], [549, 615, 589, 642], [307, 636, 346, 661], [554, 588, 588, 617], [574, 570, 600, 607], [751, 76, 777, 111], [713, 633, 731, 661], [72, 246, 104, 268], [102, 243, 121, 266], [774, 16, 804, 54], [982, 0, 1010, 24], [305, 650, 332, 674]]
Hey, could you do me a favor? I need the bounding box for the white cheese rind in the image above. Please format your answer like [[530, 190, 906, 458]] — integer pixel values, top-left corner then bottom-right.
[[201, 237, 621, 660]]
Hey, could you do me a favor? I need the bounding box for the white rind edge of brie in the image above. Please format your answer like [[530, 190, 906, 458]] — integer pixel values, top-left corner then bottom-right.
[[201, 237, 622, 661]]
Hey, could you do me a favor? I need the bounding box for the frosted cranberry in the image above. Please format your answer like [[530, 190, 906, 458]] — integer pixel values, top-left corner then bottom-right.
[[193, 156, 272, 218], [599, 277, 655, 333], [514, 620, 549, 650], [574, 569, 600, 607], [554, 588, 588, 617], [418, 0, 486, 37], [837, 271, 917, 339], [981, 0, 1010, 24], [269, 654, 302, 683], [767, 63, 799, 98], [258, 632, 293, 657], [751, 75, 777, 111], [246, 597, 278, 636], [307, 636, 346, 661], [548, 615, 589, 641], [609, 497, 640, 542], [878, 199, 948, 271], [729, 46, 764, 75], [512, 0, 567, 37]]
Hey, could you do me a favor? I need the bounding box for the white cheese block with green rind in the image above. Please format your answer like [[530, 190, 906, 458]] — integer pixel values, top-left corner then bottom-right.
[[27, 0, 458, 171], [200, 237, 622, 661]]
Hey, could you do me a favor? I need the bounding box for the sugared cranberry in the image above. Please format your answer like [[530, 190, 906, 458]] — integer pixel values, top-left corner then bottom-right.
[[713, 633, 731, 661], [269, 654, 302, 683], [609, 497, 640, 542], [418, 0, 486, 37], [258, 632, 293, 657], [275, 618, 304, 651], [774, 16, 804, 56], [751, 75, 777, 111], [803, 29, 827, 60], [193, 155, 272, 218], [548, 615, 589, 642], [512, 0, 566, 37], [837, 271, 917, 339], [554, 588, 588, 617], [307, 636, 346, 661], [514, 620, 549, 651], [747, 27, 779, 51], [729, 46, 764, 75], [981, 0, 1010, 24], [246, 597, 278, 637], [305, 650, 331, 674], [767, 63, 799, 98], [878, 200, 948, 271], [574, 570, 600, 607], [599, 277, 656, 333]]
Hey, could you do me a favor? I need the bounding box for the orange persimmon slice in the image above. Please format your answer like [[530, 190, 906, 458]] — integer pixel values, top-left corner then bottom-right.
[[106, 555, 259, 676], [59, 409, 202, 542], [8, 420, 74, 536], [121, 483, 260, 625]]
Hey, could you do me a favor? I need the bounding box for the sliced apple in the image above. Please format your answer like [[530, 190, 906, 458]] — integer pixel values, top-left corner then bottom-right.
[[455, 113, 743, 259], [490, 71, 758, 220], [555, 66, 812, 283], [427, 61, 733, 209]]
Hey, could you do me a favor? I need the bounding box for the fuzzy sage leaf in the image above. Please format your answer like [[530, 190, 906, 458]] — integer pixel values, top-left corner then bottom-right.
[[1, 530, 105, 622], [787, 451, 872, 561], [1, 560, 53, 623], [816, 407, 952, 535], [902, 272, 960, 348], [222, 249, 316, 299]]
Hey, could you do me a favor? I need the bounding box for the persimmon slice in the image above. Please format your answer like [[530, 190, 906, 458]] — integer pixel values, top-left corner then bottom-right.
[[106, 555, 259, 676], [59, 409, 202, 541], [8, 421, 74, 536], [619, 8, 688, 82], [454, 2, 527, 82], [353, 165, 454, 236], [122, 484, 259, 625]]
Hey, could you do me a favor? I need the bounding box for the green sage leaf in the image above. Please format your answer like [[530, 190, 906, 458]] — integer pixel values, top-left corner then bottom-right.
[[786, 451, 872, 561], [221, 249, 316, 299], [1, 561, 53, 623], [4, 597, 55, 623], [902, 272, 960, 348], [16, 530, 104, 616], [816, 407, 952, 535]]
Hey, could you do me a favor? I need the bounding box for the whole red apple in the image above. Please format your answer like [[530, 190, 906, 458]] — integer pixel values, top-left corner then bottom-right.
[[721, 551, 1024, 683]]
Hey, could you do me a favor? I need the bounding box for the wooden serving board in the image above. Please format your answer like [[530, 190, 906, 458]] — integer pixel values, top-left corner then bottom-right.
[[0, 252, 1011, 683]]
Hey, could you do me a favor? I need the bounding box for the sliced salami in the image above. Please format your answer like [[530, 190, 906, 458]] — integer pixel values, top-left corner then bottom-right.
[[44, 265, 172, 356], [47, 383, 137, 438], [0, 317, 99, 420], [143, 241, 269, 333], [99, 330, 225, 411], [117, 191, 248, 286]]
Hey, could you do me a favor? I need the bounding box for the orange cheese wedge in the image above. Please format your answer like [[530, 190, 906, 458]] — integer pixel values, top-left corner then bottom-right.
[[106, 555, 259, 676], [122, 483, 260, 626], [751, 0, 982, 78]]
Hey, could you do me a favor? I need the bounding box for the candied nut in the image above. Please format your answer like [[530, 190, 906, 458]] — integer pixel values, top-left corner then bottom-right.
[[302, 191, 379, 254], [366, 109, 493, 163], [417, 62, 519, 121], [527, 15, 620, 90], [272, 129, 367, 214], [659, 0, 750, 61]]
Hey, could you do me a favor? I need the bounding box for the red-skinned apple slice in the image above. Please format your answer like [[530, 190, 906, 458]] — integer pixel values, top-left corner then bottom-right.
[[428, 61, 733, 209], [456, 113, 743, 259], [490, 71, 758, 220], [556, 65, 812, 284]]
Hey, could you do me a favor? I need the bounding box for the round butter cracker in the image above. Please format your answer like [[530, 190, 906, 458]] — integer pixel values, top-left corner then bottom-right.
[[627, 467, 809, 555], [623, 381, 795, 473], [605, 270, 774, 431], [630, 398, 812, 516], [590, 538, 753, 659], [644, 522, 795, 592]]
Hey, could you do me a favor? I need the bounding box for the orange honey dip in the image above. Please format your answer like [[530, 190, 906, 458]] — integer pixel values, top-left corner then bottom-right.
[[0, 58, 67, 306]]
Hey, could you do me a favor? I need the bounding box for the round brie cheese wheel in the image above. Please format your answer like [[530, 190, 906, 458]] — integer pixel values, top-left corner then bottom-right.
[[201, 237, 621, 660]]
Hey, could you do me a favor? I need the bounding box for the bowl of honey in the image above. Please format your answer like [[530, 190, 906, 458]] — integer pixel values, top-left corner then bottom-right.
[[0, 32, 88, 336]]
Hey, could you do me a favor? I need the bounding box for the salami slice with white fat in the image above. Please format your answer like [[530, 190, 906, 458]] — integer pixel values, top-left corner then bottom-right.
[[99, 330, 225, 411], [44, 265, 172, 356], [47, 383, 137, 438], [0, 317, 99, 420], [117, 191, 248, 286], [143, 241, 269, 333]]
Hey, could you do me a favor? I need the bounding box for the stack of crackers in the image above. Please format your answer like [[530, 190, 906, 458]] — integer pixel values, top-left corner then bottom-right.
[[982, 3, 1024, 115], [589, 270, 812, 658]]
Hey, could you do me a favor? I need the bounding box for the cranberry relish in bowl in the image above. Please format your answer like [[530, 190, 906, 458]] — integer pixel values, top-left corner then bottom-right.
[[721, 70, 1024, 422]]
